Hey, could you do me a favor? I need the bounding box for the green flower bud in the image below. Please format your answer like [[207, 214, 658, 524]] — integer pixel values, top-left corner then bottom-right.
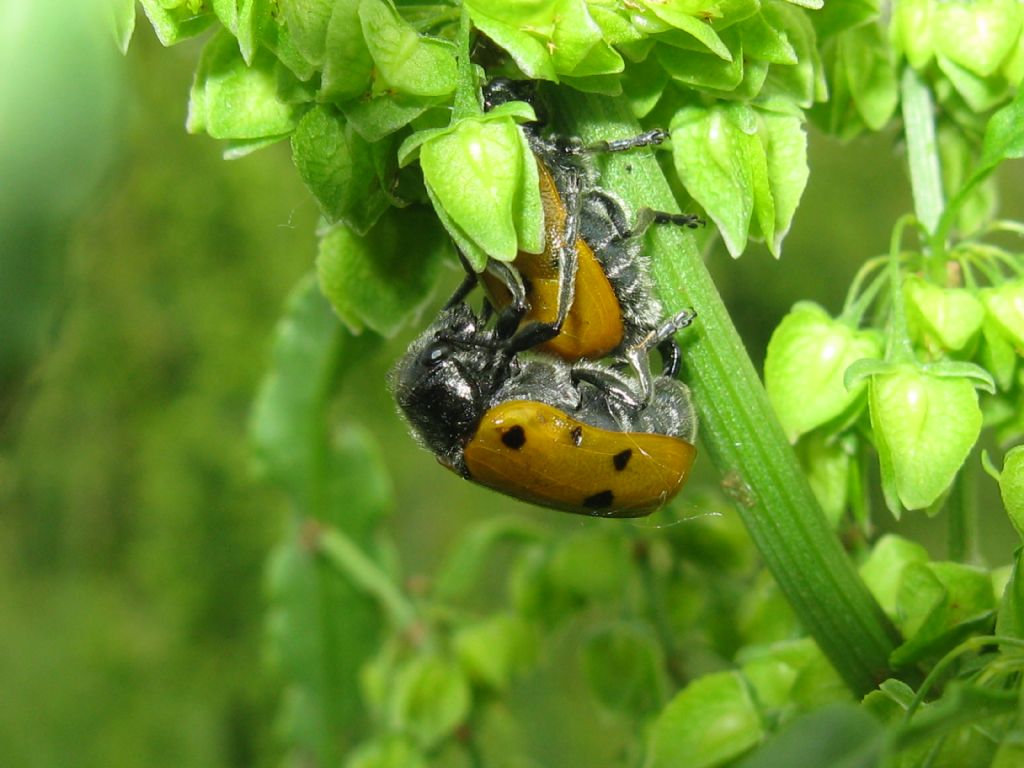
[[765, 302, 881, 442], [869, 365, 982, 513], [1000, 445, 1024, 540], [420, 117, 537, 264], [904, 276, 984, 352], [981, 279, 1024, 350]]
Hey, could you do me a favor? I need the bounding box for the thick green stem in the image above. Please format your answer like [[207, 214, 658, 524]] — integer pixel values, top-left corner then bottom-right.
[[557, 92, 902, 696], [900, 67, 945, 246]]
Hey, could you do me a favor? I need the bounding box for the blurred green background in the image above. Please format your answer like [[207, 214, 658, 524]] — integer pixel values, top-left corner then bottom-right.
[[1, 4, 1022, 767]]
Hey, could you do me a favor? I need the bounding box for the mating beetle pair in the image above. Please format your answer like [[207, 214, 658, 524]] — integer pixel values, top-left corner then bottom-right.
[[391, 80, 701, 517]]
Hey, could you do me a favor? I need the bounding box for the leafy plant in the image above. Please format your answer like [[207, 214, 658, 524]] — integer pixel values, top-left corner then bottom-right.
[[121, 0, 1024, 765]]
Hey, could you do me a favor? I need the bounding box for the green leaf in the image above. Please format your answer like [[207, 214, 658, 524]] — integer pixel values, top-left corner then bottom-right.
[[342, 93, 433, 142], [757, 108, 809, 256], [454, 613, 538, 691], [265, 426, 395, 761], [344, 737, 428, 768], [938, 55, 1013, 112], [342, 737, 425, 768], [267, 531, 374, 764], [292, 105, 390, 233], [761, 2, 822, 108], [982, 279, 1024, 350], [904, 277, 984, 352], [388, 655, 471, 750], [644, 4, 732, 60], [671, 102, 807, 257], [278, 0, 334, 66], [110, 0, 136, 53], [432, 515, 546, 603], [317, 206, 448, 337], [321, 0, 374, 102], [892, 682, 1018, 756], [550, 0, 624, 77], [996, 546, 1024, 639], [993, 733, 1024, 768], [739, 638, 847, 713], [464, 4, 557, 81], [671, 104, 754, 257], [513, 129, 545, 256], [656, 30, 743, 91], [261, 12, 317, 80], [921, 359, 995, 393], [891, 561, 995, 665], [1000, 447, 1024, 540], [938, 127, 999, 236], [932, 0, 1022, 78], [734, 704, 883, 768], [979, 84, 1024, 172], [621, 55, 670, 118], [765, 303, 880, 442], [360, 0, 457, 97], [981, 316, 1018, 391], [868, 366, 983, 513], [645, 671, 763, 768], [420, 117, 529, 262], [548, 530, 630, 601], [509, 544, 580, 626], [858, 534, 930, 618], [738, 11, 798, 66], [837, 22, 898, 132], [942, 82, 1024, 231], [583, 623, 668, 718], [796, 431, 851, 528], [138, 0, 214, 46], [810, 0, 876, 38], [187, 31, 303, 140], [891, 0, 933, 69], [250, 274, 382, 510], [211, 0, 271, 64]]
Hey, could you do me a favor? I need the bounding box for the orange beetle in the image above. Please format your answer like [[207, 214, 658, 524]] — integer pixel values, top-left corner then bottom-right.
[[390, 303, 697, 517]]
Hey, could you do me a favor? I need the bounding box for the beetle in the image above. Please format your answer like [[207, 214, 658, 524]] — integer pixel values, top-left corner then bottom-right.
[[445, 78, 703, 400], [389, 302, 697, 517]]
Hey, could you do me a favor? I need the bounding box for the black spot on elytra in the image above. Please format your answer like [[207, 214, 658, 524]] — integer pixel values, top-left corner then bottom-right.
[[501, 425, 526, 450], [613, 449, 632, 471], [570, 426, 583, 447], [583, 490, 614, 509]]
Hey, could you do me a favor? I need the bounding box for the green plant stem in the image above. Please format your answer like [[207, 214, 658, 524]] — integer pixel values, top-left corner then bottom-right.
[[317, 525, 418, 629], [556, 91, 902, 696], [886, 215, 918, 362], [947, 457, 979, 564], [900, 67, 945, 249], [451, 6, 477, 120]]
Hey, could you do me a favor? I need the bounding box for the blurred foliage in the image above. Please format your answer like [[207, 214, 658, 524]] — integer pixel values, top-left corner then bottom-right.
[[0, 4, 311, 764], [3, 1, 1024, 767]]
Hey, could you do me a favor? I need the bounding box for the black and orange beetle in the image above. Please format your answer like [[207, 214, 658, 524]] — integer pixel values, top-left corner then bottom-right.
[[389, 302, 697, 517], [446, 78, 702, 399]]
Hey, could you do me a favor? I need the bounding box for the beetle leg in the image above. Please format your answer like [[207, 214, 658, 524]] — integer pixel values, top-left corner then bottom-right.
[[443, 272, 479, 310], [650, 310, 696, 378], [628, 207, 705, 239], [484, 260, 530, 339], [534, 128, 667, 161], [582, 192, 703, 246], [571, 362, 643, 409], [584, 128, 669, 154], [628, 308, 697, 390]]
